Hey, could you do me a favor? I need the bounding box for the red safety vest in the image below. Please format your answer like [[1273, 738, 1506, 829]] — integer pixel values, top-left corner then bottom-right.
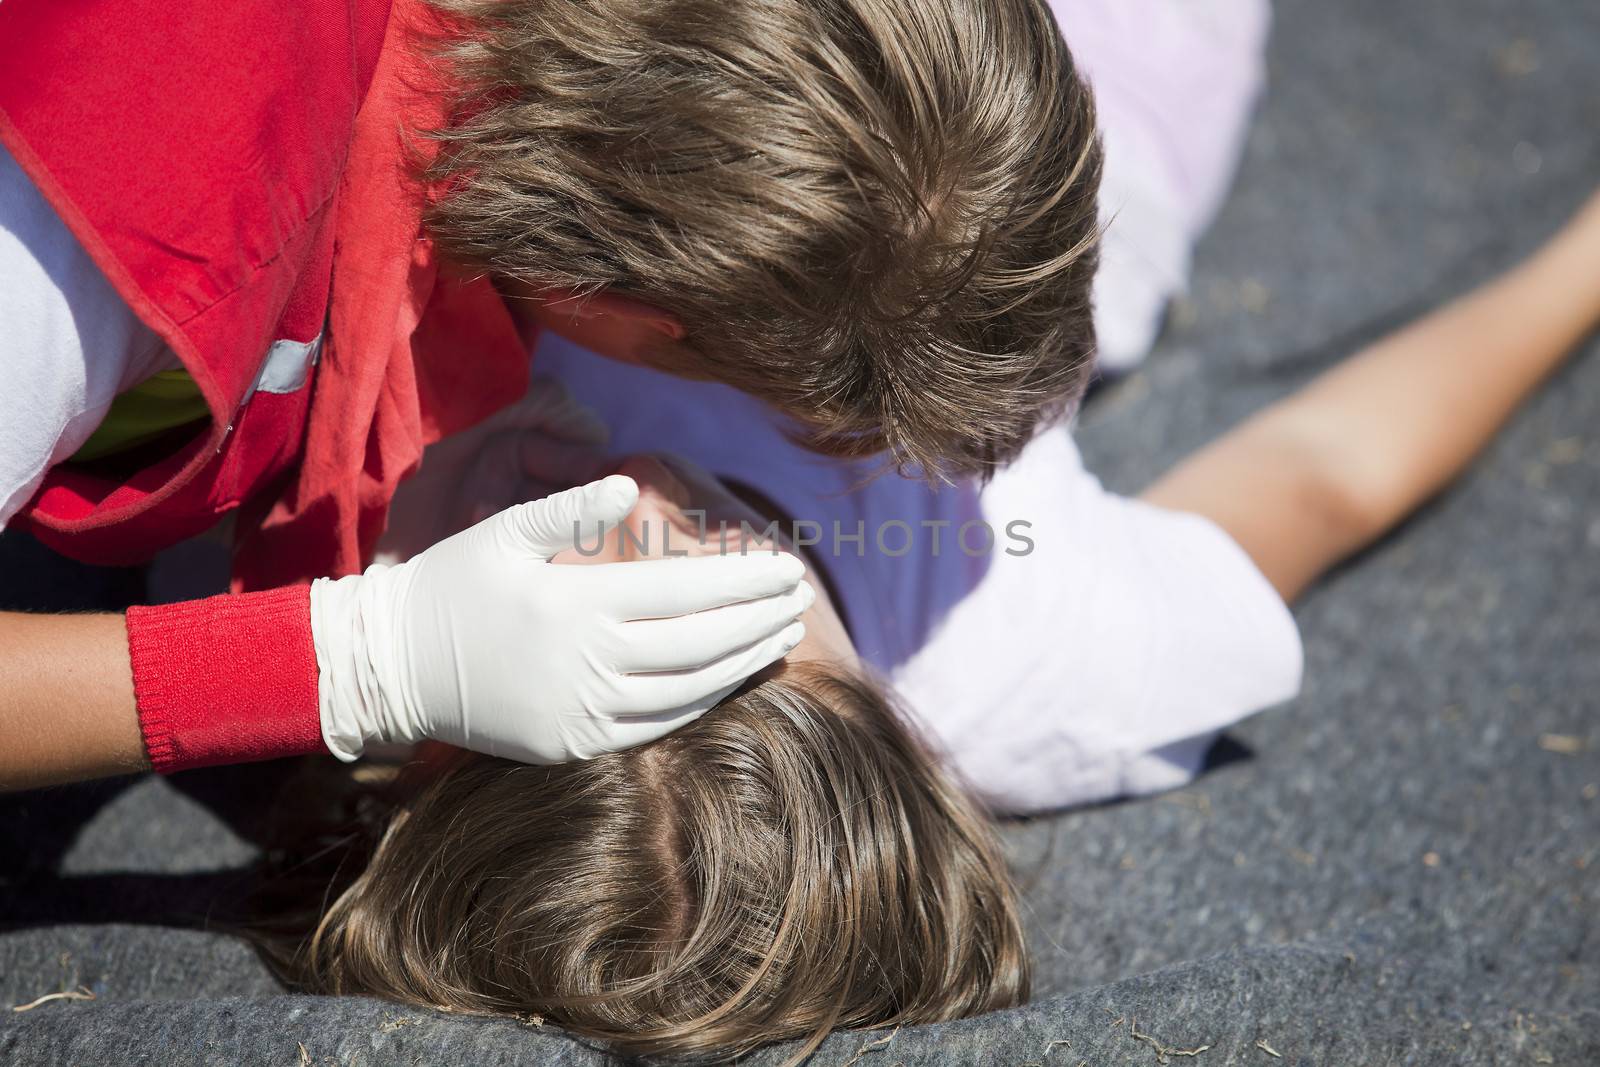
[[0, 0, 529, 589]]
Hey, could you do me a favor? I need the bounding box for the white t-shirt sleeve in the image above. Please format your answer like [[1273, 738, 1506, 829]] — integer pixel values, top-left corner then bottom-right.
[[0, 142, 173, 529], [892, 428, 1303, 814], [1050, 0, 1271, 371]]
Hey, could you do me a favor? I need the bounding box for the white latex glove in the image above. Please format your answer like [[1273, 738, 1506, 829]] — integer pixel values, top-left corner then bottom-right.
[[376, 376, 613, 565], [312, 474, 811, 763]]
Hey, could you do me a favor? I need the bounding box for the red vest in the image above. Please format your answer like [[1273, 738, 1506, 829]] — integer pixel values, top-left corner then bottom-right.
[[0, 0, 528, 588]]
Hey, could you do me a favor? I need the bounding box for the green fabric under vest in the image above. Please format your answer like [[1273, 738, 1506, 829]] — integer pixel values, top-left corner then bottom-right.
[[72, 370, 210, 462]]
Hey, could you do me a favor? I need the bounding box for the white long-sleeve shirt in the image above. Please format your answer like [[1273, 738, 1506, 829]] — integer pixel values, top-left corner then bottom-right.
[[0, 143, 174, 527]]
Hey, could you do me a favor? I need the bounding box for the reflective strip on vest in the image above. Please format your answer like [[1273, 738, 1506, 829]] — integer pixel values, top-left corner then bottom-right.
[[244, 331, 322, 404]]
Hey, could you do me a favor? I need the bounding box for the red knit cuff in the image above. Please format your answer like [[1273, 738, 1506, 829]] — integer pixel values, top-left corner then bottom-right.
[[125, 585, 326, 773]]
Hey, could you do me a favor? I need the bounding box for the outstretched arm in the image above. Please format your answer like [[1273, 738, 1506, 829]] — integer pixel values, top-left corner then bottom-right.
[[1143, 190, 1600, 602]]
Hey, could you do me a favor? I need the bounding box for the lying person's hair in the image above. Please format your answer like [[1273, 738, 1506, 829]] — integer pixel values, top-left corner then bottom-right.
[[281, 664, 1028, 1062], [424, 0, 1103, 479]]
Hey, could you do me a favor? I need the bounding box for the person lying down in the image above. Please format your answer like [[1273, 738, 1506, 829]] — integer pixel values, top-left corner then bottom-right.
[[268, 191, 1600, 1062]]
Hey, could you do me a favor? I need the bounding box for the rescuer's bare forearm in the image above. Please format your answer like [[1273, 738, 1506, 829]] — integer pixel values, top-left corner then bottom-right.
[[0, 610, 147, 791]]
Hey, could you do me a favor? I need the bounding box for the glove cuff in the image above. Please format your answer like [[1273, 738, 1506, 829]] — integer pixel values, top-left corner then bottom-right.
[[311, 567, 421, 761], [125, 586, 326, 773], [310, 572, 373, 761]]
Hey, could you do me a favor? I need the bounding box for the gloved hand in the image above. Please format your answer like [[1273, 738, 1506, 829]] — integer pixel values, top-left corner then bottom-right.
[[312, 474, 812, 763]]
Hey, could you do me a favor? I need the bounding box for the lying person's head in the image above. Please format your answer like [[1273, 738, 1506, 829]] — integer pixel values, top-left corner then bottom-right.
[[299, 666, 1027, 1061], [289, 457, 1027, 1059], [426, 0, 1103, 478]]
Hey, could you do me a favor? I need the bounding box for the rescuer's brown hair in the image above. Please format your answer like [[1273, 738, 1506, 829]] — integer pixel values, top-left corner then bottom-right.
[[425, 0, 1103, 479]]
